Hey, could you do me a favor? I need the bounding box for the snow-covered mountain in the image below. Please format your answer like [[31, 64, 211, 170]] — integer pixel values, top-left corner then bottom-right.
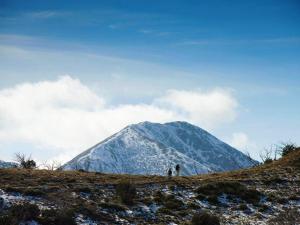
[[0, 160, 17, 169], [62, 121, 257, 175]]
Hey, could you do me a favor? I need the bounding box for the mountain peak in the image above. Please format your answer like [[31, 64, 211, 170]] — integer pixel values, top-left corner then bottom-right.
[[133, 120, 195, 127], [62, 121, 257, 175], [131, 121, 205, 133]]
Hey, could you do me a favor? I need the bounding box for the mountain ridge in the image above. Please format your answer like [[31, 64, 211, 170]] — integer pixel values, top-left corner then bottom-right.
[[62, 121, 257, 175], [0, 160, 17, 169]]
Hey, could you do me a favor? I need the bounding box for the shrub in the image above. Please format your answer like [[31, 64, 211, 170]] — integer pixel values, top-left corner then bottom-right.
[[0, 215, 15, 225], [268, 208, 300, 225], [0, 204, 76, 225], [153, 191, 185, 210], [14, 153, 36, 169], [196, 181, 262, 204], [258, 204, 269, 212], [0, 203, 40, 225], [154, 190, 164, 203], [238, 204, 248, 211], [10, 203, 40, 221], [116, 179, 136, 205], [24, 188, 45, 197], [187, 202, 201, 209], [75, 186, 92, 193], [163, 194, 184, 210], [280, 143, 297, 157], [191, 211, 220, 225], [157, 207, 173, 215], [264, 158, 273, 164], [39, 208, 76, 225]]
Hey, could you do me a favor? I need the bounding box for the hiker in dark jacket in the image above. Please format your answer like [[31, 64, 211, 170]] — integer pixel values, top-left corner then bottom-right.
[[168, 168, 172, 178], [175, 164, 180, 176]]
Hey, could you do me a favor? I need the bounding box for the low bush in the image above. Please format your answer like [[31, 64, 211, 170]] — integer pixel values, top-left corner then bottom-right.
[[116, 179, 136, 205], [191, 211, 220, 225], [268, 208, 300, 225], [258, 204, 269, 212], [39, 208, 76, 225], [154, 190, 164, 203], [187, 202, 201, 209], [10, 203, 40, 221], [196, 181, 262, 204], [0, 203, 40, 225], [0, 215, 14, 225], [280, 143, 297, 157], [238, 204, 248, 211], [99, 202, 127, 211], [24, 188, 45, 196], [264, 158, 273, 164], [163, 194, 185, 210], [75, 186, 92, 193], [153, 191, 185, 210]]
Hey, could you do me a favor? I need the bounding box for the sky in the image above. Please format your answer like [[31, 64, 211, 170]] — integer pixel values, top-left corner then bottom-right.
[[0, 0, 299, 164]]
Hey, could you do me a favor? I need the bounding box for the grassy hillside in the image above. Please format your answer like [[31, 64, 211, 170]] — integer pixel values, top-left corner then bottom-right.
[[0, 149, 299, 225]]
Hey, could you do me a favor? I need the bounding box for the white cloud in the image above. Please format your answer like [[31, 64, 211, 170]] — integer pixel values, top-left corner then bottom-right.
[[26, 11, 70, 19], [228, 132, 249, 150], [157, 89, 238, 128], [0, 76, 239, 163], [224, 132, 261, 160]]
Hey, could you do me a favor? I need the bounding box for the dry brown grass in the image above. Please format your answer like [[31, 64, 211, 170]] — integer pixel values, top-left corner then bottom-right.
[[0, 149, 299, 224], [0, 148, 299, 192]]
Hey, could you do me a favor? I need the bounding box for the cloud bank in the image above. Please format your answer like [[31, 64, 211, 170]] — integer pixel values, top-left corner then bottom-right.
[[0, 76, 238, 163]]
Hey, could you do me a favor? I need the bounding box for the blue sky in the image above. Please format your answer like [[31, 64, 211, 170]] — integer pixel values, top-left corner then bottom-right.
[[0, 0, 299, 163]]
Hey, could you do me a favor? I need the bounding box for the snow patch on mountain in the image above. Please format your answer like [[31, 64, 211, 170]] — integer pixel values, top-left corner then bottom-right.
[[0, 160, 17, 169], [62, 121, 257, 175]]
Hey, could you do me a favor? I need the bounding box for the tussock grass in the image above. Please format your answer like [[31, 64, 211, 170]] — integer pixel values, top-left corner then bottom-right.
[[0, 148, 298, 224]]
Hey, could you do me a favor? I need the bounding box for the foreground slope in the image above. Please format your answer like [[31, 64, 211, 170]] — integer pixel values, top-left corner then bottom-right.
[[62, 121, 257, 175], [0, 149, 299, 224]]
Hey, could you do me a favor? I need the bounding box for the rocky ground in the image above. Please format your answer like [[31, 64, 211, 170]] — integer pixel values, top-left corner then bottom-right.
[[0, 149, 300, 225]]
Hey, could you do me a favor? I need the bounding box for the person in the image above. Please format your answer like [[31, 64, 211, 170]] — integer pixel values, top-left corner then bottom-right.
[[175, 164, 180, 176], [167, 168, 172, 178]]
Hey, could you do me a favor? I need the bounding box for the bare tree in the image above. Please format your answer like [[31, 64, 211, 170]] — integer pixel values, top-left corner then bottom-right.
[[14, 153, 36, 169], [259, 146, 274, 164], [41, 160, 62, 170]]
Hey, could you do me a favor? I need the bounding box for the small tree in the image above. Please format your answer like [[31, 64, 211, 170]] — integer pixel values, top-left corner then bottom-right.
[[279, 142, 297, 157], [14, 153, 36, 169]]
